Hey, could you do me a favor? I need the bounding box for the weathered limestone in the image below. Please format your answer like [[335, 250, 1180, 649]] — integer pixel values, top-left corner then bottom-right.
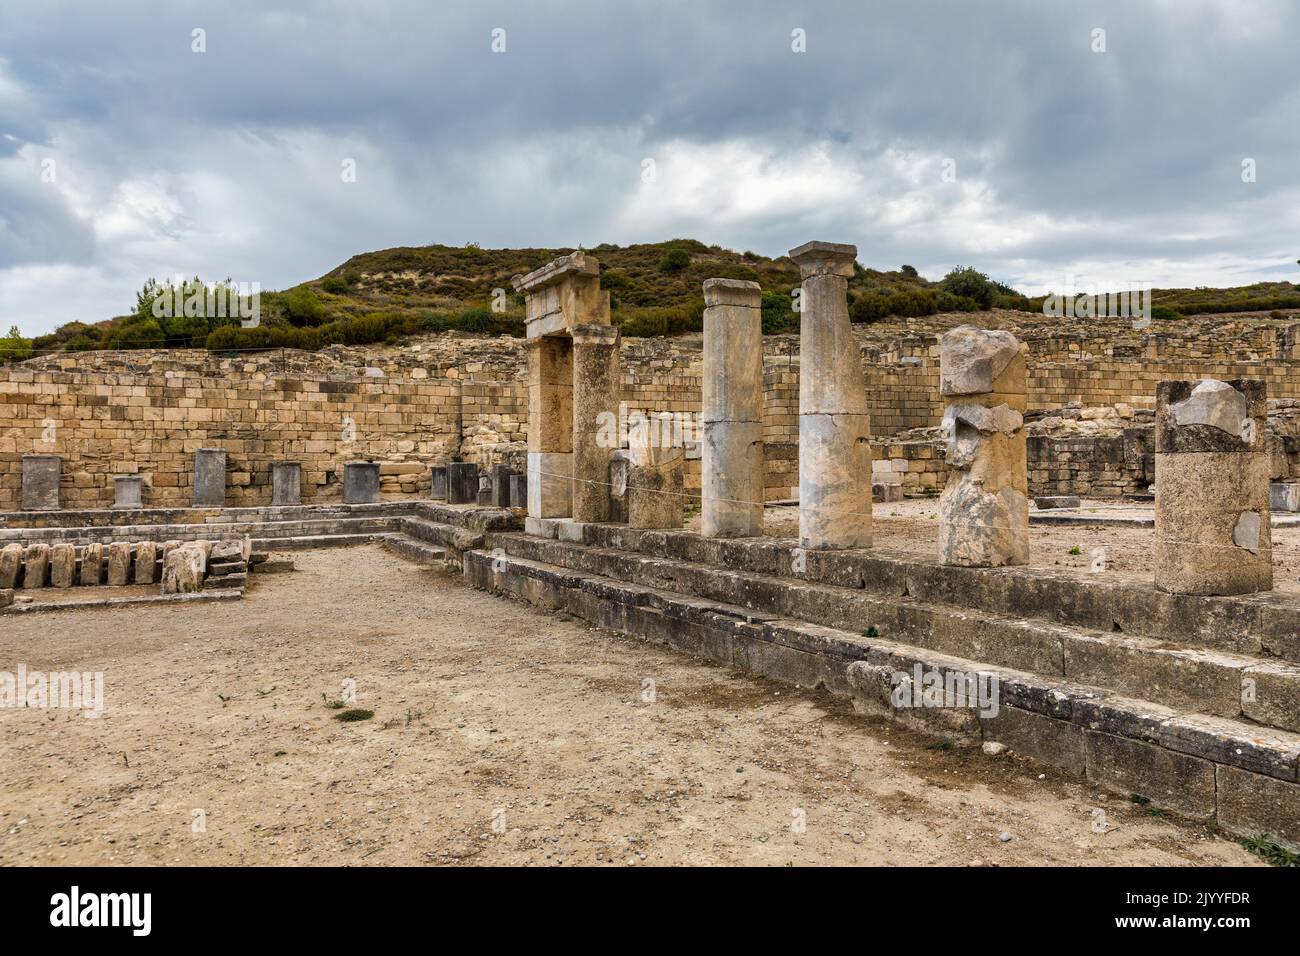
[[1155, 378, 1271, 595], [447, 462, 479, 505], [49, 543, 76, 588], [937, 326, 1030, 567], [430, 465, 448, 501], [0, 543, 21, 588], [106, 542, 133, 587], [113, 475, 143, 510], [1270, 482, 1300, 513], [490, 464, 513, 508], [701, 278, 764, 538], [626, 444, 685, 529], [80, 543, 104, 586], [343, 461, 380, 504], [0, 589, 11, 609], [271, 461, 302, 506], [514, 251, 614, 526], [22, 544, 49, 588], [22, 455, 61, 511], [134, 541, 158, 585], [193, 448, 227, 507], [789, 241, 871, 550], [161, 544, 206, 595], [508, 473, 528, 509], [571, 324, 620, 523]]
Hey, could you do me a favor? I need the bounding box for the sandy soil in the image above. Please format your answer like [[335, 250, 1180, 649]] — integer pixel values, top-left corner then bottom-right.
[[0, 546, 1260, 866]]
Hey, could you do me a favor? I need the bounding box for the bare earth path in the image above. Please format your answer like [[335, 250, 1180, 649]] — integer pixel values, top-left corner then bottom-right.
[[0, 546, 1259, 866]]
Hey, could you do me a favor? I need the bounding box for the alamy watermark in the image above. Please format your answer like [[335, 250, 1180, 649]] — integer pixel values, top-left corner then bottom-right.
[[1, 664, 103, 718], [891, 663, 999, 718], [596, 403, 700, 450], [151, 276, 261, 328], [1042, 276, 1151, 329]]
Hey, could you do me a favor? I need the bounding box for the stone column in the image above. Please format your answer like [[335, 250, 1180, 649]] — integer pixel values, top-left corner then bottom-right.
[[430, 465, 448, 501], [0, 543, 20, 588], [21, 455, 60, 511], [106, 542, 132, 586], [23, 544, 49, 588], [525, 336, 574, 519], [193, 448, 227, 507], [789, 241, 872, 550], [49, 544, 76, 588], [627, 444, 685, 529], [937, 326, 1030, 567], [113, 476, 143, 510], [570, 324, 621, 523], [343, 461, 380, 504], [271, 462, 301, 506], [446, 463, 478, 504], [701, 278, 765, 538], [80, 543, 104, 586], [134, 541, 159, 585], [1154, 378, 1271, 595]]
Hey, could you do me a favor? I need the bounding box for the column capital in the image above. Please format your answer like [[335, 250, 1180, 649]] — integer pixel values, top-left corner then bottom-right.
[[788, 240, 857, 279], [702, 278, 761, 308], [570, 323, 620, 347]]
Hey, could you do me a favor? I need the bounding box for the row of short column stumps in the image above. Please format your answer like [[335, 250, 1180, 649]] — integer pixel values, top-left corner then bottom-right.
[[510, 244, 1284, 598], [11, 453, 528, 511]]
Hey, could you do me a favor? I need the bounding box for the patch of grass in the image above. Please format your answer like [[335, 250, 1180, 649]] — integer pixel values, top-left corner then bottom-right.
[[334, 708, 375, 722], [863, 626, 880, 638], [927, 739, 954, 751], [1129, 793, 1151, 805], [1068, 545, 1082, 556], [1240, 834, 1300, 867]]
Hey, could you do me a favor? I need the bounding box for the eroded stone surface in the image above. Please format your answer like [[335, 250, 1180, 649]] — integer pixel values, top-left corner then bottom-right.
[[161, 544, 206, 595], [1169, 379, 1249, 439], [1232, 511, 1262, 553], [939, 326, 1022, 397]]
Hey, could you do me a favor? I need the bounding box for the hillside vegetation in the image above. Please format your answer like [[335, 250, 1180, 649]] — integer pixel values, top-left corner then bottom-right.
[[7, 239, 1300, 359]]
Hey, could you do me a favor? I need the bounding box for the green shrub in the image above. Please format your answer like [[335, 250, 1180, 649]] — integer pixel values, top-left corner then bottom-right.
[[1150, 304, 1184, 321], [453, 306, 493, 334], [939, 266, 995, 309], [106, 318, 165, 350], [281, 287, 326, 326], [936, 291, 981, 313], [659, 248, 691, 273], [0, 326, 33, 362], [760, 290, 798, 334], [320, 275, 349, 294], [205, 325, 323, 352]]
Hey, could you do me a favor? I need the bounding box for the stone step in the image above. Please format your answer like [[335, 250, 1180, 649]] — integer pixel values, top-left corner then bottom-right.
[[464, 547, 1300, 849], [539, 521, 1300, 665], [251, 533, 388, 551], [489, 531, 1300, 735], [379, 535, 447, 567]]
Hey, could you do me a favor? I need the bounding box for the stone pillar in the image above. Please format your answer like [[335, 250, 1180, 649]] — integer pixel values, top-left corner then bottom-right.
[[627, 445, 684, 529], [23, 544, 49, 588], [508, 473, 528, 509], [113, 476, 144, 510], [343, 461, 380, 504], [49, 544, 76, 588], [430, 465, 448, 501], [447, 462, 479, 505], [936, 326, 1030, 567], [789, 241, 871, 550], [134, 541, 158, 585], [0, 544, 21, 588], [271, 462, 301, 506], [570, 324, 621, 523], [193, 448, 227, 507], [526, 336, 574, 519], [1154, 378, 1271, 595], [80, 543, 104, 586], [21, 455, 60, 511], [490, 464, 512, 508], [106, 542, 132, 586], [700, 279, 765, 538]]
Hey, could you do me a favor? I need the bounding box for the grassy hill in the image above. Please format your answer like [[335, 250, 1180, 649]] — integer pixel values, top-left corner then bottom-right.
[[7, 239, 1300, 359]]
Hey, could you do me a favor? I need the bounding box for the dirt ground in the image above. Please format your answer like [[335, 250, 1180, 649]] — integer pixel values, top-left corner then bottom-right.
[[0, 546, 1261, 866]]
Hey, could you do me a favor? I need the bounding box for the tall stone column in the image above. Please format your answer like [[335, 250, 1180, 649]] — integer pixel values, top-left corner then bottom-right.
[[937, 326, 1030, 567], [701, 278, 765, 537], [570, 324, 620, 523], [1154, 378, 1271, 595], [525, 336, 574, 519], [789, 241, 871, 550]]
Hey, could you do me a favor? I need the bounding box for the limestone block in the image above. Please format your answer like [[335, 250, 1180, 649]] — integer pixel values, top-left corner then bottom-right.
[[80, 543, 104, 586], [447, 462, 479, 505], [430, 465, 448, 501], [22, 544, 50, 588], [106, 542, 133, 586], [527, 452, 572, 518], [701, 420, 764, 537], [161, 545, 206, 595], [113, 475, 144, 509], [193, 448, 227, 507], [22, 455, 61, 511], [1035, 495, 1081, 509], [271, 461, 301, 506], [627, 448, 684, 529], [343, 461, 380, 504], [490, 464, 512, 508], [0, 543, 22, 589], [1269, 482, 1300, 513], [49, 544, 76, 588], [508, 473, 528, 509], [132, 541, 158, 585], [0, 589, 11, 609], [938, 326, 1023, 397]]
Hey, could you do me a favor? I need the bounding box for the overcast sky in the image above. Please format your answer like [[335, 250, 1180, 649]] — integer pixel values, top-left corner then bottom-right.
[[2, 0, 1297, 335]]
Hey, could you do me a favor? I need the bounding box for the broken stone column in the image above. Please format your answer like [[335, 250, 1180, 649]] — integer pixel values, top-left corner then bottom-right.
[[162, 544, 206, 595], [49, 544, 76, 588], [113, 475, 143, 510], [430, 465, 448, 501], [626, 444, 685, 529], [134, 541, 158, 585], [508, 473, 528, 509], [1155, 378, 1271, 595], [271, 462, 301, 506], [701, 278, 765, 538], [106, 542, 133, 586], [22, 544, 49, 588], [937, 326, 1030, 568], [193, 448, 227, 507], [343, 461, 380, 504], [571, 324, 621, 523], [80, 543, 104, 586], [0, 543, 22, 588], [21, 455, 60, 511], [789, 241, 872, 550], [447, 462, 479, 505]]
